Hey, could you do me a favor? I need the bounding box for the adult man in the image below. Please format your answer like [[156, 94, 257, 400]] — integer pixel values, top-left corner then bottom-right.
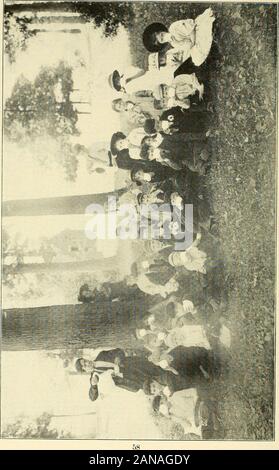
[[88, 356, 182, 400], [75, 348, 126, 374]]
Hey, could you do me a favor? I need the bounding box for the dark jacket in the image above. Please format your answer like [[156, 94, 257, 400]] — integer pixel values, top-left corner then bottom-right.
[[115, 356, 176, 392], [168, 346, 216, 383], [160, 107, 209, 134], [95, 348, 126, 364]]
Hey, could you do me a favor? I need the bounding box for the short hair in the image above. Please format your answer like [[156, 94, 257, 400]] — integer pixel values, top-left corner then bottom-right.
[[78, 284, 92, 303], [137, 193, 145, 205], [141, 135, 151, 147], [75, 358, 85, 373], [89, 385, 99, 402], [111, 98, 123, 112], [152, 395, 162, 413], [140, 144, 150, 160], [130, 167, 142, 183], [144, 118, 156, 135], [154, 99, 163, 110]]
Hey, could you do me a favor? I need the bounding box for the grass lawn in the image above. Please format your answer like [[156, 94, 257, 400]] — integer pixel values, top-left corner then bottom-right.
[[128, 2, 277, 440]]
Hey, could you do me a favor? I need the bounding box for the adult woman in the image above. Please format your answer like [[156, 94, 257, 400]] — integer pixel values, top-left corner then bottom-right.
[[142, 8, 215, 67]]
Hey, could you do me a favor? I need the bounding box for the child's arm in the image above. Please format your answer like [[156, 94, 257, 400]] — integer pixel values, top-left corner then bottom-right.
[[161, 158, 182, 170], [175, 98, 191, 109]]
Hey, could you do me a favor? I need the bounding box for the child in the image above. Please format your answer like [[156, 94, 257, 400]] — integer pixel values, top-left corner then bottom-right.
[[168, 232, 208, 274], [112, 98, 152, 127], [141, 133, 209, 175], [153, 74, 204, 110], [160, 106, 210, 135], [152, 388, 204, 438], [130, 165, 178, 186]]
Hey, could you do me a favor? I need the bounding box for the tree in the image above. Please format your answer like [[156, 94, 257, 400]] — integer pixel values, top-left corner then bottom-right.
[[5, 62, 79, 141], [5, 2, 135, 37], [2, 412, 72, 438], [2, 298, 149, 351], [74, 2, 134, 37], [4, 62, 81, 180], [3, 188, 127, 217], [4, 11, 37, 63]]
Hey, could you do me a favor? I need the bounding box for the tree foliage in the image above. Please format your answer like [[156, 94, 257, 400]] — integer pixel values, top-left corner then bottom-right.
[[4, 12, 36, 63], [74, 2, 134, 37], [5, 61, 79, 141], [2, 413, 71, 438], [4, 61, 80, 181]]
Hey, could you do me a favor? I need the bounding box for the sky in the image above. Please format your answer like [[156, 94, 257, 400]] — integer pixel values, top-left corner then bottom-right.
[[4, 23, 138, 200]]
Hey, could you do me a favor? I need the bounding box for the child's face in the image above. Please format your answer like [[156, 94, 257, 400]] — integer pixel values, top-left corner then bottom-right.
[[115, 100, 125, 112], [171, 192, 183, 208], [142, 194, 150, 204], [155, 31, 169, 44], [135, 170, 145, 182], [166, 279, 179, 292], [90, 374, 99, 386], [126, 101, 134, 111], [82, 359, 94, 373], [145, 137, 155, 147], [116, 138, 128, 152]]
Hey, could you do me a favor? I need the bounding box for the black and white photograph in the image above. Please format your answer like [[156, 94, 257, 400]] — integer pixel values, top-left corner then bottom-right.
[[0, 0, 277, 443]]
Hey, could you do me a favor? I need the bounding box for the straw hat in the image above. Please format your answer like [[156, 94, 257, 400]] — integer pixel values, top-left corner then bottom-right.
[[108, 70, 123, 92]]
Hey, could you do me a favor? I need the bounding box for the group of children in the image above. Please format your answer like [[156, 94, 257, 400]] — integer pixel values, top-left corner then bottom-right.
[[74, 7, 230, 439]]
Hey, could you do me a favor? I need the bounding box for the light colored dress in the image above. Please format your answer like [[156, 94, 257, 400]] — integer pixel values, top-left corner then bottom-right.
[[153, 73, 203, 109], [182, 246, 207, 274], [97, 370, 117, 397], [125, 55, 175, 95], [166, 388, 202, 437], [172, 73, 203, 107], [169, 246, 207, 274], [164, 324, 211, 350], [136, 273, 177, 298], [169, 8, 215, 66]]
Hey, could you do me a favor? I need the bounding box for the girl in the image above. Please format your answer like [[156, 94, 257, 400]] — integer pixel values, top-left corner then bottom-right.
[[143, 8, 215, 67], [108, 53, 175, 96], [111, 98, 152, 127], [152, 388, 204, 438], [141, 132, 210, 176], [168, 232, 208, 274], [153, 74, 204, 110], [130, 165, 178, 186]]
